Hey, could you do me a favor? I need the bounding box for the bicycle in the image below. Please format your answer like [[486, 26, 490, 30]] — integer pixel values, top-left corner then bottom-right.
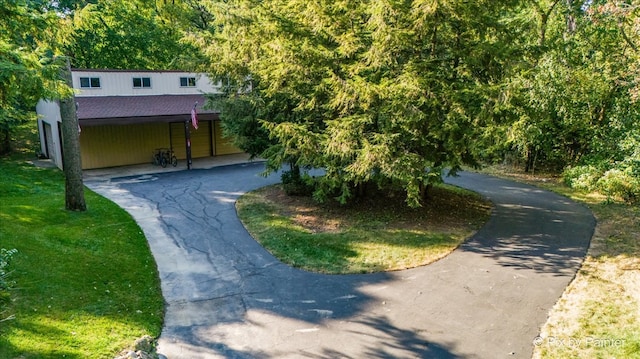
[[153, 148, 178, 168]]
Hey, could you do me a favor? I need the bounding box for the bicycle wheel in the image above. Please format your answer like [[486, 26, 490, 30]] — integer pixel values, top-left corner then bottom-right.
[[161, 156, 168, 168], [171, 155, 178, 167]]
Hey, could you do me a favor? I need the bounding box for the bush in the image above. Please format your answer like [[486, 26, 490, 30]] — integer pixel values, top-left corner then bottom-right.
[[596, 168, 640, 203], [0, 248, 18, 312], [563, 165, 603, 190], [281, 170, 315, 196], [564, 163, 640, 203]]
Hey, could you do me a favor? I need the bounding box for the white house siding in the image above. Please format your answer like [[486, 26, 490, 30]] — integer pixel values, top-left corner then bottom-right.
[[36, 100, 64, 169], [36, 70, 244, 169], [71, 70, 222, 97]]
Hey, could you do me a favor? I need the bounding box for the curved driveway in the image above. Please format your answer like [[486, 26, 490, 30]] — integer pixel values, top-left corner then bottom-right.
[[86, 163, 594, 359]]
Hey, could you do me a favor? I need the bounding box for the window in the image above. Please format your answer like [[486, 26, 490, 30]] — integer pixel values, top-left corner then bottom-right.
[[80, 77, 101, 88], [133, 77, 151, 88], [180, 77, 196, 87]]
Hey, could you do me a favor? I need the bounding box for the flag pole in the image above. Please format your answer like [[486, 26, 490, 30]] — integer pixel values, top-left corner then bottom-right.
[[185, 101, 197, 170]]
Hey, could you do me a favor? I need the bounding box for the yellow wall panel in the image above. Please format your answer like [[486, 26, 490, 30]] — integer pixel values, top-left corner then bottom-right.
[[170, 121, 212, 159], [80, 123, 170, 169], [214, 120, 243, 155], [79, 120, 243, 169]]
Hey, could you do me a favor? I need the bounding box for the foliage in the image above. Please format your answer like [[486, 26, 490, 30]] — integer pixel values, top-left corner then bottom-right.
[[0, 156, 163, 358], [3, 0, 640, 206], [198, 0, 523, 207], [565, 163, 640, 204], [0, 248, 17, 315], [280, 168, 315, 196], [155, 0, 216, 33], [563, 165, 603, 191], [61, 0, 199, 70], [563, 113, 640, 203], [209, 91, 274, 159], [0, 0, 67, 155], [0, 248, 17, 289], [1, 0, 208, 154], [485, 0, 640, 184], [596, 168, 640, 203]]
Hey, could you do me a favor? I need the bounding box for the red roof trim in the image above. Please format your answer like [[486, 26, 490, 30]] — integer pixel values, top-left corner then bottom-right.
[[72, 69, 197, 73], [76, 94, 217, 120]]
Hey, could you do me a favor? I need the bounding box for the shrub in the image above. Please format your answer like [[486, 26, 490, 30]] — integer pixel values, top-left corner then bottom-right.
[[563, 160, 640, 204], [596, 168, 640, 203], [281, 170, 315, 196], [563, 165, 603, 190], [0, 248, 18, 314]]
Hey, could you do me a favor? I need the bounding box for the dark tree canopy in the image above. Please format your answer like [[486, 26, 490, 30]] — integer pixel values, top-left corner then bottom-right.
[[0, 0, 66, 154], [198, 0, 524, 206], [61, 0, 199, 70], [2, 0, 639, 204]]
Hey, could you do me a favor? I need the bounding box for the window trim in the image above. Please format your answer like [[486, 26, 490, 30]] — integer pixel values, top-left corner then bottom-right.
[[133, 77, 152, 89], [180, 77, 196, 88], [79, 77, 101, 89]]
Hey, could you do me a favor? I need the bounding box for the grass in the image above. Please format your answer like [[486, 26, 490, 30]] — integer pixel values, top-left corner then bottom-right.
[[0, 155, 163, 358], [480, 165, 640, 359], [236, 183, 491, 274]]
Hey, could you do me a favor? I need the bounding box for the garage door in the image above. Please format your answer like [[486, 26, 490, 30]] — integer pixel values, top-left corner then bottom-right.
[[79, 122, 170, 169], [170, 120, 212, 159]]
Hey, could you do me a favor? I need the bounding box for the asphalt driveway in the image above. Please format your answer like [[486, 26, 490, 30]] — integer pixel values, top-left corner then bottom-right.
[[85, 163, 595, 358]]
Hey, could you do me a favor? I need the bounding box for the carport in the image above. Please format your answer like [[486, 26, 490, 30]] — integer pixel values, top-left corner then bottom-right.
[[76, 94, 241, 169]]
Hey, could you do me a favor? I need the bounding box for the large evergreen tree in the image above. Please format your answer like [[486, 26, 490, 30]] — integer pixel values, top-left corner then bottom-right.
[[198, 0, 523, 207]]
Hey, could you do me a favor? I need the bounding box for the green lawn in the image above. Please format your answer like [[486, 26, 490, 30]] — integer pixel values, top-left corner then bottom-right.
[[0, 156, 163, 358], [237, 183, 491, 274]]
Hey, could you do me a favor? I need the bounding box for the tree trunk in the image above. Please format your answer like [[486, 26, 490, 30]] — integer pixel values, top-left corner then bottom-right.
[[289, 162, 301, 181], [565, 0, 576, 35], [525, 147, 533, 173], [536, 0, 561, 48], [419, 183, 433, 202], [0, 128, 11, 155], [59, 59, 87, 211]]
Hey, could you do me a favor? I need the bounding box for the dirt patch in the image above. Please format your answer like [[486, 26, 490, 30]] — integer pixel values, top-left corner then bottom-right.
[[258, 184, 492, 235]]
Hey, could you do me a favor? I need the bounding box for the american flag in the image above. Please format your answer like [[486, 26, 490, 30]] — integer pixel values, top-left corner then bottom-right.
[[191, 106, 198, 130]]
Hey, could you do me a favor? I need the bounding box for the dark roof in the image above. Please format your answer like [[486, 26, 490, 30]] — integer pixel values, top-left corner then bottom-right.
[[76, 94, 216, 120], [72, 69, 190, 73]]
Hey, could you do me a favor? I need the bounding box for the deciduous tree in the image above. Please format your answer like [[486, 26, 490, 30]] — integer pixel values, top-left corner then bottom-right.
[[61, 0, 198, 70], [0, 0, 66, 155]]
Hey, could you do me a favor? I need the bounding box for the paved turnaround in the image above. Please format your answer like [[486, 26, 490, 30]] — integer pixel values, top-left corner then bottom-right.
[[85, 162, 595, 359]]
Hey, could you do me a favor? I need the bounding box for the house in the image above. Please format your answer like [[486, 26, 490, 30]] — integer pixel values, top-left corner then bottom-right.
[[36, 69, 242, 170]]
